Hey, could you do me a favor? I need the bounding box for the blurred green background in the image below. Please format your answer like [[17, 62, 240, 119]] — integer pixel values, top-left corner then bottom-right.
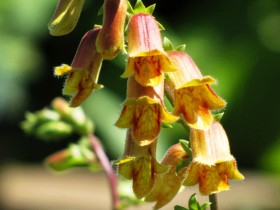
[[0, 0, 280, 176]]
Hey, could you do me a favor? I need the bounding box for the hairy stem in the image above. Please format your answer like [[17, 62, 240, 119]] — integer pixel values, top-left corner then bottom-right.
[[89, 134, 120, 210], [209, 193, 218, 210]]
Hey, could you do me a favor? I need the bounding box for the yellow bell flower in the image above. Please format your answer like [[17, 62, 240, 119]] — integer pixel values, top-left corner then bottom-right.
[[55, 28, 103, 107], [145, 143, 190, 209], [183, 121, 244, 195], [116, 131, 168, 198], [115, 77, 178, 146], [166, 51, 226, 130]]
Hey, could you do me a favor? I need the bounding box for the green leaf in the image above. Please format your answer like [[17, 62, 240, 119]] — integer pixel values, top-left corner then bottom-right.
[[174, 205, 188, 210], [188, 194, 200, 210], [163, 37, 174, 52]]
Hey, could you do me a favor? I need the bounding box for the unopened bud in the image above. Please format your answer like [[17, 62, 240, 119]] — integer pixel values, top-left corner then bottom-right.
[[96, 0, 127, 59], [48, 0, 85, 36]]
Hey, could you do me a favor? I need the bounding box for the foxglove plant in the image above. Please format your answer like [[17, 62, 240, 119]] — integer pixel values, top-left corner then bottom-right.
[[22, 0, 244, 209]]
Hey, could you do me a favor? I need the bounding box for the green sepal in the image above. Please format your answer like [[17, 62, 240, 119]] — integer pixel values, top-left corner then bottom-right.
[[179, 139, 192, 158], [126, 0, 134, 14], [176, 158, 191, 174], [188, 194, 200, 210], [157, 21, 165, 30], [213, 112, 224, 122], [174, 205, 188, 210], [146, 4, 156, 15], [127, 0, 156, 15], [163, 37, 174, 52], [176, 44, 186, 52], [200, 202, 212, 210], [133, 0, 146, 14], [97, 4, 104, 16], [113, 156, 135, 165]]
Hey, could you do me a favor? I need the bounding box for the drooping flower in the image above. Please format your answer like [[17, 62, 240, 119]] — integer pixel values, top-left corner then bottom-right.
[[165, 51, 226, 130], [115, 77, 178, 146], [48, 0, 85, 36], [116, 130, 169, 198], [121, 13, 176, 87], [96, 0, 127, 60], [55, 28, 103, 107], [183, 121, 244, 195], [145, 143, 190, 209]]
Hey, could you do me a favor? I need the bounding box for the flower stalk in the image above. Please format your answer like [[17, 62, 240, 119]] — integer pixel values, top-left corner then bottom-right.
[[89, 134, 120, 210]]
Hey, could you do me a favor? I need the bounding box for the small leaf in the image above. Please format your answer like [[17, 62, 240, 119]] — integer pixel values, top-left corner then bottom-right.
[[174, 205, 188, 210], [163, 37, 174, 52], [188, 194, 200, 210], [176, 44, 186, 52]]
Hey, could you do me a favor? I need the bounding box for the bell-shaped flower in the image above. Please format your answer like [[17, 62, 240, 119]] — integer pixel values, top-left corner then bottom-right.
[[115, 131, 169, 199], [115, 77, 178, 146], [183, 121, 244, 195], [48, 0, 85, 36], [145, 143, 190, 209], [55, 28, 103, 107], [165, 51, 226, 130], [121, 13, 176, 87], [96, 0, 127, 60]]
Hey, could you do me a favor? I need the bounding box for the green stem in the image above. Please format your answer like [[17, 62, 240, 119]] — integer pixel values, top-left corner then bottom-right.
[[89, 134, 120, 210], [209, 193, 218, 210]]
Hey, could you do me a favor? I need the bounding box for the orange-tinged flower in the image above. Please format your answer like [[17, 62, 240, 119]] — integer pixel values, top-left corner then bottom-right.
[[183, 121, 244, 195], [48, 0, 85, 36], [115, 77, 178, 146], [166, 51, 226, 130], [96, 0, 127, 60], [55, 28, 103, 107], [116, 131, 168, 198], [145, 143, 190, 209], [121, 13, 176, 87]]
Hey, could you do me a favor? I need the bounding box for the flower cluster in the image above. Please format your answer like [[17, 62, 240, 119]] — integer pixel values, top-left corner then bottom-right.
[[49, 0, 244, 209]]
